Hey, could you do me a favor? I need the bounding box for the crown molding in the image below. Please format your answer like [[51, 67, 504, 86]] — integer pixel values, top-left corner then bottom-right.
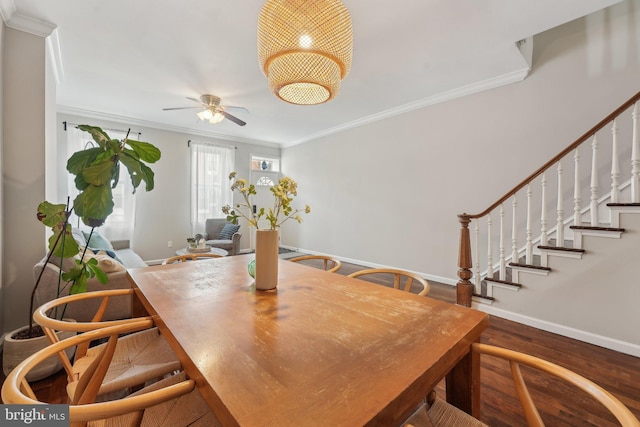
[[57, 105, 281, 148], [0, 0, 15, 24], [4, 9, 56, 37], [284, 67, 531, 147]]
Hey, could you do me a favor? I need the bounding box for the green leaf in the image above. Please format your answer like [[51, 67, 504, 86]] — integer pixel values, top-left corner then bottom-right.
[[87, 262, 108, 284], [67, 147, 103, 175], [49, 225, 80, 258], [61, 264, 83, 282], [69, 274, 87, 294], [36, 202, 68, 227], [125, 139, 161, 163], [120, 152, 154, 192], [73, 185, 114, 224], [138, 163, 155, 192], [112, 162, 120, 189], [81, 159, 116, 186], [74, 174, 90, 191], [106, 139, 122, 152], [77, 125, 111, 148], [122, 148, 140, 161]]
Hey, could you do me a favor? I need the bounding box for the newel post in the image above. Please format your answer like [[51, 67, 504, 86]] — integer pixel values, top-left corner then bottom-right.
[[457, 214, 474, 307]]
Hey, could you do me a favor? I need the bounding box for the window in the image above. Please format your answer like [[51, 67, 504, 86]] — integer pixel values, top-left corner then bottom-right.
[[257, 176, 275, 186], [251, 156, 280, 172], [190, 141, 235, 234]]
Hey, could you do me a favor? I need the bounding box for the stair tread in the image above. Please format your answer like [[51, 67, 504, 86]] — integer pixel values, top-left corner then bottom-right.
[[473, 293, 495, 301], [537, 245, 586, 253], [509, 262, 551, 271], [569, 225, 625, 232], [607, 202, 640, 207], [484, 277, 522, 288]]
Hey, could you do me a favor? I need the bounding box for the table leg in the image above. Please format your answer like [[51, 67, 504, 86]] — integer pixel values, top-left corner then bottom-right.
[[445, 343, 481, 417], [131, 289, 149, 318]]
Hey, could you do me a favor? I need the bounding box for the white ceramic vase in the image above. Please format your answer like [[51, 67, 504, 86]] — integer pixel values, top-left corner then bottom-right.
[[3, 321, 76, 381], [255, 229, 279, 290]]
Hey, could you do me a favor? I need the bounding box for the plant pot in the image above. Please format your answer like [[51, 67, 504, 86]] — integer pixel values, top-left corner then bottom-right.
[[255, 229, 279, 290], [3, 321, 77, 382]]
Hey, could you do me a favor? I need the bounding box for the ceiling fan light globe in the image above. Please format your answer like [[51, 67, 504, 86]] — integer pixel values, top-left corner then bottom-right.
[[197, 109, 213, 121], [209, 111, 225, 124]]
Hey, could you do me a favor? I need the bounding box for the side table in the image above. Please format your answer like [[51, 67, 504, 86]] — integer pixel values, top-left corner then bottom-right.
[[175, 247, 229, 257]]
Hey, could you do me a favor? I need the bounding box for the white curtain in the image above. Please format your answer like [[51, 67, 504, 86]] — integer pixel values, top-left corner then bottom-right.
[[65, 126, 137, 241], [190, 141, 235, 235]]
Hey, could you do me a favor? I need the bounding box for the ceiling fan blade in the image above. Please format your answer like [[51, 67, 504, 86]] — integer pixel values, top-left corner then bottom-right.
[[222, 111, 246, 126], [186, 97, 203, 104], [222, 105, 249, 113], [162, 106, 201, 111]]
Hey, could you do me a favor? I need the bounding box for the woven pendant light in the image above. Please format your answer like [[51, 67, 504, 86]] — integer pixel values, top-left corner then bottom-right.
[[257, 0, 353, 105]]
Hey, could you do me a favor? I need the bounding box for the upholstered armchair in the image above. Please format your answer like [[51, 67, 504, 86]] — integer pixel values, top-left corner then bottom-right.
[[203, 218, 242, 255]]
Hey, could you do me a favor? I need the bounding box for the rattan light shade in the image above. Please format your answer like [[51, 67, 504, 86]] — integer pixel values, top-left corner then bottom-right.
[[257, 0, 353, 105]]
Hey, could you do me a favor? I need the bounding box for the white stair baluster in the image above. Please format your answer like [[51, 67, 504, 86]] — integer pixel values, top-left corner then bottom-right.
[[499, 204, 506, 280], [591, 135, 599, 226], [487, 213, 493, 280], [540, 172, 548, 246], [557, 160, 564, 247], [474, 219, 480, 293], [611, 119, 620, 204], [632, 102, 639, 203], [512, 195, 519, 264], [526, 184, 533, 264], [574, 147, 581, 227]]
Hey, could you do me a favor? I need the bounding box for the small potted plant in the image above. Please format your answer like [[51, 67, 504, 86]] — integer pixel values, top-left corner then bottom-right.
[[223, 172, 310, 290], [2, 124, 161, 380]]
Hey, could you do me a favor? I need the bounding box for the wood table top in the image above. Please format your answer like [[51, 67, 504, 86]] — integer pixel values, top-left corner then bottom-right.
[[127, 254, 488, 427]]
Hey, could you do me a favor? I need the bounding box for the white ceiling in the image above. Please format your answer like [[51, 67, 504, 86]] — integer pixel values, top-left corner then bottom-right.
[[4, 0, 621, 146]]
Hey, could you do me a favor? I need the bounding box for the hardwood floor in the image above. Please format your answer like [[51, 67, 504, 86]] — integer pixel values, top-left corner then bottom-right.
[[2, 257, 639, 427]]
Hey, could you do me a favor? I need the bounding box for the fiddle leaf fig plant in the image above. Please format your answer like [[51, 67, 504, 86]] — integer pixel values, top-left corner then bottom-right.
[[21, 125, 161, 338], [68, 124, 160, 227]]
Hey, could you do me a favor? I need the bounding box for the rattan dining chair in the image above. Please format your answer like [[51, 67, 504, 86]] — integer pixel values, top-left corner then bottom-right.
[[2, 320, 221, 427], [348, 268, 430, 296], [162, 253, 224, 264], [402, 343, 640, 427], [289, 254, 343, 273], [34, 289, 181, 399]]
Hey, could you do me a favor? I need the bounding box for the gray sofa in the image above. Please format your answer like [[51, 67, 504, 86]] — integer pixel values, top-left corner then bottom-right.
[[33, 229, 147, 322], [203, 218, 242, 255]]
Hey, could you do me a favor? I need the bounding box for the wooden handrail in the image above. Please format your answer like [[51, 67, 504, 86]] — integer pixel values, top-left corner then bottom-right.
[[456, 90, 640, 306], [466, 90, 640, 220]]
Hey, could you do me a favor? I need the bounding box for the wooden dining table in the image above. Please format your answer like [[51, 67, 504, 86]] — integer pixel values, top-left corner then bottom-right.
[[127, 254, 488, 427]]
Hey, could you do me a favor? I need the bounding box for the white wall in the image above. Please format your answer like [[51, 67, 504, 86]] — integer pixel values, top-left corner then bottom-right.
[[56, 114, 280, 262], [281, 0, 640, 284], [2, 28, 47, 332]]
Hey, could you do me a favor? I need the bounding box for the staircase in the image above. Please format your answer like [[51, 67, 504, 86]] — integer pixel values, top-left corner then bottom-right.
[[456, 90, 640, 357]]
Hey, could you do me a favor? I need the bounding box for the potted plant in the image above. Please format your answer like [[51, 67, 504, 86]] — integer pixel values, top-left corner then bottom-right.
[[2, 124, 161, 380], [222, 171, 310, 290]]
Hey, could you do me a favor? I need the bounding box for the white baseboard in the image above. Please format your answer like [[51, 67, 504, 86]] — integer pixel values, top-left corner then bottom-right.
[[474, 302, 640, 358]]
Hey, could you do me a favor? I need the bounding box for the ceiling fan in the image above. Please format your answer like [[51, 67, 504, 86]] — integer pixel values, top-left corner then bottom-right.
[[163, 94, 247, 126]]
